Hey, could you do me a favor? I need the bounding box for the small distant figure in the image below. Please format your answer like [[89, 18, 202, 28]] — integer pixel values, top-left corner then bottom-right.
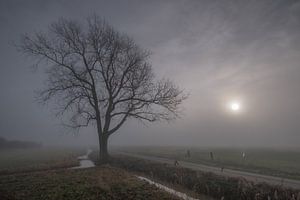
[[209, 151, 214, 161], [150, 171, 154, 178], [221, 166, 224, 172], [242, 152, 246, 160], [174, 160, 180, 166], [186, 149, 191, 158]]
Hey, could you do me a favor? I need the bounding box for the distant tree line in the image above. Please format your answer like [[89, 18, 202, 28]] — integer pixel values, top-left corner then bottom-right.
[[0, 137, 42, 149]]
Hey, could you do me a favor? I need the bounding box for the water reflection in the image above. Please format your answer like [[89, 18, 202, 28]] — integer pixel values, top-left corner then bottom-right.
[[72, 149, 95, 169]]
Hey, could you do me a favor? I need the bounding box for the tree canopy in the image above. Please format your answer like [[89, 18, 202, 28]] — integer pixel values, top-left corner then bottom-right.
[[19, 16, 187, 162]]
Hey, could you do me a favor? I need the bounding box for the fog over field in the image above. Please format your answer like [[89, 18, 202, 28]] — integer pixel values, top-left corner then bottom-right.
[[1, 0, 300, 148]]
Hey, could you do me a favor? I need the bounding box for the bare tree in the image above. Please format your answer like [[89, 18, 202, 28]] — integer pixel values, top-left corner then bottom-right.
[[19, 16, 187, 163]]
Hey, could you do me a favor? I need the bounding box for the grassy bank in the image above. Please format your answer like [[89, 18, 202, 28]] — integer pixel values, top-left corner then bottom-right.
[[0, 166, 180, 200], [100, 153, 300, 200], [0, 148, 182, 200]]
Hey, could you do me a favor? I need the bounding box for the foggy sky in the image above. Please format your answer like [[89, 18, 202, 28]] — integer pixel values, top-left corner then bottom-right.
[[1, 0, 300, 148]]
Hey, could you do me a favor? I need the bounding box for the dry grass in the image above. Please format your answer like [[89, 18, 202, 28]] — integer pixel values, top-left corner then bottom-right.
[[104, 154, 300, 200], [0, 166, 180, 200]]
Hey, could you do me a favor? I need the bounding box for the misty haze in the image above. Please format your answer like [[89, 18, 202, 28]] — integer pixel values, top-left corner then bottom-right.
[[1, 0, 300, 200]]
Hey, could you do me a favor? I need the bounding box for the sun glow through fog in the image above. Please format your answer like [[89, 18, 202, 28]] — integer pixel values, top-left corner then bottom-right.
[[231, 102, 240, 111], [228, 101, 241, 113]]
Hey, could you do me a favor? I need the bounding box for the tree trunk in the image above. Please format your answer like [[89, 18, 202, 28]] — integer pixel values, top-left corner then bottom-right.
[[98, 134, 109, 164]]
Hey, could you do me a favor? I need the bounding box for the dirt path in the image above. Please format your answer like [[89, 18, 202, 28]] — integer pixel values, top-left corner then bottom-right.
[[118, 152, 300, 189]]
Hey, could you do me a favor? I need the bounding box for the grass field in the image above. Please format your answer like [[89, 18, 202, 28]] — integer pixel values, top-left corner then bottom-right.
[[0, 147, 84, 174], [0, 147, 184, 200], [0, 166, 180, 200], [2, 146, 299, 200], [119, 146, 300, 180]]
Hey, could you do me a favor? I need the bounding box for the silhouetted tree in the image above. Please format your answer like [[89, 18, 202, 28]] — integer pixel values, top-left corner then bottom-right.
[[19, 16, 187, 163]]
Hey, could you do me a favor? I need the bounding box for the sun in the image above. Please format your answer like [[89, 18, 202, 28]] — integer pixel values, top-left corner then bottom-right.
[[231, 102, 240, 111], [228, 101, 241, 112]]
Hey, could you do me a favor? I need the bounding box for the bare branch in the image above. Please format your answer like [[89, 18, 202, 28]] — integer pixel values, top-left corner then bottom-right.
[[19, 15, 187, 152]]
